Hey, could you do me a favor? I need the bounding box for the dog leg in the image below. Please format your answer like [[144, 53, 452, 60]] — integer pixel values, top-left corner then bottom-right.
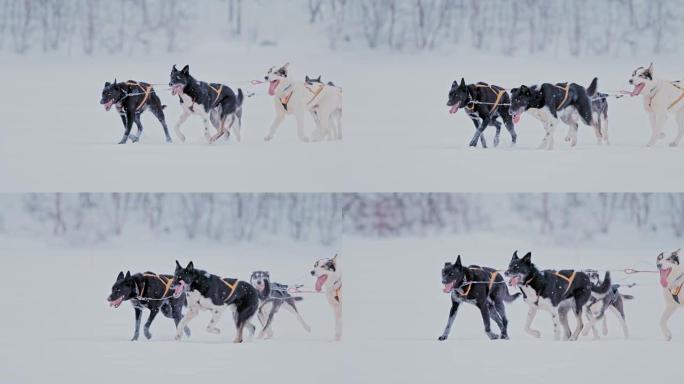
[[469, 117, 490, 148], [569, 307, 585, 341], [209, 117, 226, 143], [143, 307, 159, 340], [118, 109, 135, 144], [176, 306, 199, 341], [565, 122, 579, 147], [647, 111, 667, 147], [295, 112, 309, 142], [609, 305, 628, 339], [487, 302, 505, 338], [493, 300, 510, 340], [284, 300, 311, 333], [130, 114, 143, 143], [493, 120, 502, 148], [582, 307, 599, 339], [258, 303, 280, 339], [601, 114, 609, 145], [206, 309, 223, 334], [265, 110, 285, 141], [438, 301, 460, 341], [503, 114, 517, 147], [671, 110, 684, 147], [151, 102, 172, 143], [172, 304, 191, 338], [469, 118, 487, 148], [558, 306, 572, 340], [524, 306, 541, 338], [326, 292, 342, 341], [131, 307, 142, 341], [174, 111, 191, 143], [334, 109, 343, 140], [478, 301, 499, 340], [660, 304, 676, 341]]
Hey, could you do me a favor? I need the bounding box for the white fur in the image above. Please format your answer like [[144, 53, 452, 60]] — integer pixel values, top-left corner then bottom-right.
[[311, 256, 343, 341], [657, 250, 684, 341], [175, 290, 254, 343]]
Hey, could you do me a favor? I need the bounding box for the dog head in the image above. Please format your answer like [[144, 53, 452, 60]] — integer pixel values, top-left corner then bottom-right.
[[628, 63, 655, 97], [657, 249, 681, 288], [305, 75, 322, 85], [584, 269, 601, 285], [509, 85, 538, 124], [107, 271, 137, 308], [265, 63, 289, 96], [505, 251, 535, 287], [310, 254, 339, 292], [100, 80, 126, 111], [441, 256, 467, 293], [169, 65, 192, 96], [172, 260, 199, 298], [446, 78, 470, 114], [250, 270, 271, 294]]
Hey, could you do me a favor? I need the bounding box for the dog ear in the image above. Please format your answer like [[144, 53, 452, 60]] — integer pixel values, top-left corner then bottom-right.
[[104, 81, 111, 87], [175, 260, 182, 269], [460, 78, 466, 88], [332, 254, 338, 263], [657, 252, 664, 260], [113, 78, 117, 85], [186, 261, 194, 270], [512, 250, 519, 260], [455, 255, 462, 268], [647, 62, 654, 75], [316, 75, 321, 82], [672, 248, 681, 256], [181, 65, 189, 74], [117, 271, 124, 280], [125, 271, 131, 279], [522, 252, 532, 263], [282, 62, 290, 70], [305, 75, 310, 82]]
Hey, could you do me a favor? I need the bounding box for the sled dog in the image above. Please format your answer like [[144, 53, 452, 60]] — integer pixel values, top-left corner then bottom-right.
[[310, 255, 343, 341], [657, 249, 684, 341], [250, 270, 311, 339]]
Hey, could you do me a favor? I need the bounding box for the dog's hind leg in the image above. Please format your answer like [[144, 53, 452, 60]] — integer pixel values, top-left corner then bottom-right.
[[502, 114, 517, 147], [130, 114, 143, 143], [469, 117, 490, 148], [150, 99, 172, 143], [174, 111, 191, 143], [478, 301, 499, 340], [131, 307, 142, 341], [258, 302, 280, 339], [487, 302, 505, 338], [172, 303, 191, 338], [234, 298, 259, 343], [284, 299, 311, 333], [558, 306, 572, 340], [118, 109, 135, 144], [609, 303, 629, 338], [438, 301, 460, 341], [671, 109, 684, 147], [647, 111, 668, 147], [524, 306, 541, 338], [493, 119, 502, 147], [143, 307, 159, 340], [582, 307, 600, 339], [206, 308, 224, 334], [175, 305, 199, 341], [565, 122, 579, 147], [660, 305, 676, 341], [469, 118, 487, 148], [493, 300, 510, 339]]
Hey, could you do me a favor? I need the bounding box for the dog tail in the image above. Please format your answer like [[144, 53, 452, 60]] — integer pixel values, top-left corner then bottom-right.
[[162, 105, 167, 110], [237, 88, 244, 106], [591, 271, 611, 294], [620, 294, 635, 300], [503, 289, 521, 303], [586, 77, 598, 97]]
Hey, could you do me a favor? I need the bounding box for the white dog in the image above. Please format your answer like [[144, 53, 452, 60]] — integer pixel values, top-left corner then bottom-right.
[[310, 255, 342, 341], [264, 63, 343, 142], [657, 249, 684, 341], [629, 63, 684, 147]]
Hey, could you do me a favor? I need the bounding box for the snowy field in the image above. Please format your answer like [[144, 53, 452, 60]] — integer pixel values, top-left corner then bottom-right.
[[1, 44, 684, 192], [2, 231, 683, 383]]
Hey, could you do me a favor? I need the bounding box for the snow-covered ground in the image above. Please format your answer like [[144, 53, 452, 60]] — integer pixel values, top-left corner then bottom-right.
[[1, 44, 683, 192], [2, 230, 682, 383]]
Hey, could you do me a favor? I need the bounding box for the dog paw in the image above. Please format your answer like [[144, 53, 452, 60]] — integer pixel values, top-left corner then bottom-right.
[[177, 135, 186, 143], [303, 324, 312, 333], [165, 137, 173, 144], [144, 329, 152, 339], [528, 329, 541, 338], [131, 334, 139, 341], [500, 334, 509, 340], [670, 142, 679, 147], [438, 335, 448, 341], [264, 135, 273, 142], [175, 334, 182, 341], [487, 332, 500, 340], [184, 327, 191, 337], [117, 139, 127, 145], [129, 135, 139, 143], [565, 136, 571, 142], [206, 326, 221, 335]]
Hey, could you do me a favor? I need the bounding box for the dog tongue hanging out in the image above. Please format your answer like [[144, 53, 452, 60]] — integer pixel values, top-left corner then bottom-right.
[[310, 255, 343, 341]]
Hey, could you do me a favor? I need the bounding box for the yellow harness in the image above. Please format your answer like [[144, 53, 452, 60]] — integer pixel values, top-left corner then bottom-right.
[[475, 83, 506, 114], [207, 84, 224, 105], [220, 278, 239, 302], [553, 271, 577, 295], [138, 273, 174, 299], [667, 82, 684, 111], [125, 81, 153, 111], [553, 83, 571, 110], [457, 268, 499, 297]]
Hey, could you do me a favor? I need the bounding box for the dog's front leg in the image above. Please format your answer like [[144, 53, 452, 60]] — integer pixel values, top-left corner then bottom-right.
[[265, 109, 285, 141], [438, 301, 460, 341], [647, 111, 668, 147], [671, 110, 684, 147], [176, 305, 199, 341], [143, 307, 159, 339], [478, 301, 499, 340], [174, 110, 191, 143], [565, 122, 579, 147], [130, 114, 144, 143], [524, 306, 541, 338], [326, 293, 342, 341], [131, 306, 142, 341], [258, 303, 279, 339], [469, 118, 487, 148], [469, 116, 490, 148], [660, 304, 676, 341], [283, 300, 311, 333], [295, 112, 309, 143], [118, 109, 135, 144]]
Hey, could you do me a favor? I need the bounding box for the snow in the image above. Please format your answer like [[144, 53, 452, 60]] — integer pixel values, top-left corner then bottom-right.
[[1, 45, 684, 193], [1, 231, 682, 383]]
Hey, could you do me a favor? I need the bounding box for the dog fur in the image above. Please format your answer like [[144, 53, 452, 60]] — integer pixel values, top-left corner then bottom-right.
[[447, 78, 517, 148], [509, 79, 596, 150], [168, 65, 244, 144], [581, 269, 633, 339], [264, 63, 343, 142], [99, 80, 172, 144], [171, 261, 258, 343], [249, 270, 311, 339], [310, 255, 342, 341], [438, 255, 520, 340], [629, 63, 684, 147], [504, 251, 611, 341], [657, 249, 684, 341], [107, 271, 189, 341]]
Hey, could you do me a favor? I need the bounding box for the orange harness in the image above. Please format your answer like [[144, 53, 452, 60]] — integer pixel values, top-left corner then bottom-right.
[[458, 268, 499, 297], [553, 271, 577, 295], [475, 83, 506, 114], [138, 273, 174, 299], [553, 83, 571, 109], [125, 81, 153, 111], [220, 278, 239, 302], [208, 84, 224, 105], [667, 82, 684, 111], [280, 83, 327, 111]]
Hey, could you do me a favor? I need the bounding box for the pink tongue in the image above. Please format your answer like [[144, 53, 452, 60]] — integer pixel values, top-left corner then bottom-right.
[[268, 81, 278, 96], [631, 83, 645, 96], [315, 275, 328, 292], [173, 282, 185, 298], [508, 276, 520, 287], [442, 282, 455, 293], [109, 296, 123, 308], [660, 269, 671, 287], [449, 105, 459, 114], [512, 113, 521, 124]]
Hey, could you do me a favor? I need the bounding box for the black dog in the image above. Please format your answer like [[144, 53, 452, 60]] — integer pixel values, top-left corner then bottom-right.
[[250, 271, 311, 339], [107, 271, 190, 341], [168, 65, 244, 143], [171, 261, 258, 343], [509, 79, 596, 149], [447, 78, 517, 148], [439, 255, 520, 341], [505, 251, 611, 340], [99, 80, 172, 144], [305, 75, 335, 87]]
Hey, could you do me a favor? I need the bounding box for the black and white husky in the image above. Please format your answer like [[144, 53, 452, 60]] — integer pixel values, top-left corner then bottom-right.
[[171, 261, 258, 343], [629, 63, 684, 147], [249, 270, 311, 339], [504, 251, 611, 341], [438, 256, 520, 341], [107, 271, 189, 341], [100, 79, 172, 144], [657, 249, 684, 341], [446, 78, 517, 148], [581, 269, 633, 339], [509, 79, 597, 150], [168, 65, 244, 143]]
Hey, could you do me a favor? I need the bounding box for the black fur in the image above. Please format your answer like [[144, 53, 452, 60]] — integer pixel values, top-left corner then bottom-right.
[[99, 80, 172, 144], [172, 261, 258, 343], [510, 80, 594, 126], [107, 270, 189, 341], [250, 271, 306, 336], [169, 65, 244, 139], [438, 255, 520, 341], [586, 270, 633, 334], [447, 78, 517, 148]]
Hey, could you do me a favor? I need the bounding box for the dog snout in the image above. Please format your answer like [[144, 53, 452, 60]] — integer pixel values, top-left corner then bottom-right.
[[310, 270, 315, 276], [629, 79, 633, 85]]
